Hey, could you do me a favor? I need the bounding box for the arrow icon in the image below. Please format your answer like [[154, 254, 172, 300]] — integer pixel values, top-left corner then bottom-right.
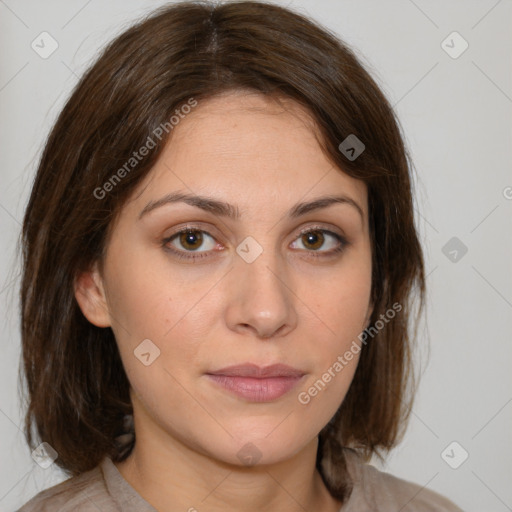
[[441, 31, 468, 59], [237, 442, 262, 465], [31, 31, 59, 59], [31, 442, 58, 468], [236, 236, 263, 263], [33, 448, 46, 459], [442, 237, 467, 263], [338, 134, 365, 161], [441, 441, 469, 469], [134, 339, 161, 365]]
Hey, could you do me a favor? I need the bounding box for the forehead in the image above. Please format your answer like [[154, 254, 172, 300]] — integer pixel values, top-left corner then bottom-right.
[[126, 91, 368, 220]]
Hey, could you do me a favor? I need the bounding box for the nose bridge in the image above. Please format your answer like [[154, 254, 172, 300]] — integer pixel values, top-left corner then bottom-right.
[[225, 234, 297, 338]]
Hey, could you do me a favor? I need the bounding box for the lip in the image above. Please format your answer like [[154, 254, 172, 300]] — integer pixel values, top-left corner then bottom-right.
[[208, 363, 305, 378], [205, 363, 306, 402]]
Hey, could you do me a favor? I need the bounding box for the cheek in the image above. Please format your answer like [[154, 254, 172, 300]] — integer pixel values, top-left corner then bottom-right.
[[304, 254, 372, 341], [294, 287, 367, 432], [103, 242, 207, 340], [294, 257, 371, 404], [102, 247, 223, 395]]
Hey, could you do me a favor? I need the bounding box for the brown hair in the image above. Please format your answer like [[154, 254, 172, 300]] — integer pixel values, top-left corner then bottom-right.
[[20, 0, 425, 502]]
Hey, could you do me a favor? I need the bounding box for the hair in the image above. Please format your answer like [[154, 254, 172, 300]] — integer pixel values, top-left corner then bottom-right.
[[20, 0, 425, 503]]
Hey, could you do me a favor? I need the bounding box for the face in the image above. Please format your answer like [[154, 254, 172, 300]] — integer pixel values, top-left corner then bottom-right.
[[76, 90, 373, 467]]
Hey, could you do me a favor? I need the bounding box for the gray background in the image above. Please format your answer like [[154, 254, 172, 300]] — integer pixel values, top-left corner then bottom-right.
[[1, 0, 511, 510]]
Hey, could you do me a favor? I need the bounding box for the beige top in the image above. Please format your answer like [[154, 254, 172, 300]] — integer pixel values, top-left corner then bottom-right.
[[17, 451, 463, 511]]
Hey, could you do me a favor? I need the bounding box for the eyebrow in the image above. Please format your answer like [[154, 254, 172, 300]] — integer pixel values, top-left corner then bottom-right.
[[138, 191, 364, 222]]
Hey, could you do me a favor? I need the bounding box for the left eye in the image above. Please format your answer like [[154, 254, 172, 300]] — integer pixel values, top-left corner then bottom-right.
[[290, 228, 344, 253]]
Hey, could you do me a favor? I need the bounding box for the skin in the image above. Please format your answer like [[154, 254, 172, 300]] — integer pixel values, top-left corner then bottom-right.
[[75, 90, 373, 512]]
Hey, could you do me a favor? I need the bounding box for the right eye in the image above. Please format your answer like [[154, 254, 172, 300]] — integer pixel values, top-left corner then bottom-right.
[[162, 227, 222, 261]]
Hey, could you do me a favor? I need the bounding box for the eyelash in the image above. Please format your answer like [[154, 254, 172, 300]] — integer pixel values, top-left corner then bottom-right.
[[162, 224, 349, 262]]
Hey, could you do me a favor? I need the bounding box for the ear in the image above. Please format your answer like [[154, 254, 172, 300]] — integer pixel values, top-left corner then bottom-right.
[[74, 262, 111, 328]]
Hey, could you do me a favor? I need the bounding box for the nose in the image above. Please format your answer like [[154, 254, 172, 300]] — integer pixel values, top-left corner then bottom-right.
[[224, 245, 298, 340]]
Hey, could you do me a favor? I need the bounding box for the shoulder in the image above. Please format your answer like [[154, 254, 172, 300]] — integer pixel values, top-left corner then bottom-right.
[[343, 449, 464, 512], [16, 460, 119, 512]]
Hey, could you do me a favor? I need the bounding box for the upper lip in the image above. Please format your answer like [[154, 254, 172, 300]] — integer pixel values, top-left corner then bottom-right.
[[207, 363, 305, 378]]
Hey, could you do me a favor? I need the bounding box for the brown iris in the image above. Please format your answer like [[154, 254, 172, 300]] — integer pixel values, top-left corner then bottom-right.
[[301, 230, 324, 250], [179, 230, 204, 251]]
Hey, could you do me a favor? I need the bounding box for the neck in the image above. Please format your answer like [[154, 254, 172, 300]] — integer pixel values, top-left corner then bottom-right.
[[114, 413, 342, 512]]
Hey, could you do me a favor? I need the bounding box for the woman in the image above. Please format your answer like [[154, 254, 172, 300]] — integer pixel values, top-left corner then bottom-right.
[[18, 1, 463, 510]]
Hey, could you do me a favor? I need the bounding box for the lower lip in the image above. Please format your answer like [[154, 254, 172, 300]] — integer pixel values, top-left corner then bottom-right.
[[206, 374, 304, 402]]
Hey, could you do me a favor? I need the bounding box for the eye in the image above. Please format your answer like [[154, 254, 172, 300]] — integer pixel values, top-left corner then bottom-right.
[[290, 227, 347, 257], [163, 227, 218, 260]]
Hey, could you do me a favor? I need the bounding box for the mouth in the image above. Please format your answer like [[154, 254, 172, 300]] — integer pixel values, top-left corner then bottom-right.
[[205, 363, 306, 402]]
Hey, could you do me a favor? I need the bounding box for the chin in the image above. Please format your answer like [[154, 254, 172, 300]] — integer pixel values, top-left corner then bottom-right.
[[202, 419, 315, 468]]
